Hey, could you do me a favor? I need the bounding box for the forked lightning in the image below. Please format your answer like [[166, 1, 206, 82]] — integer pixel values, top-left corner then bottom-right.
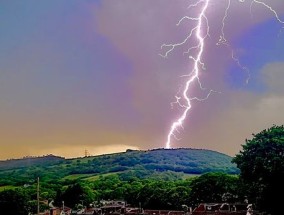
[[160, 0, 284, 149]]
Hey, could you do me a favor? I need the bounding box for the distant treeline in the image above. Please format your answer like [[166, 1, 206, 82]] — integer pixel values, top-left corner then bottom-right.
[[0, 154, 65, 171]]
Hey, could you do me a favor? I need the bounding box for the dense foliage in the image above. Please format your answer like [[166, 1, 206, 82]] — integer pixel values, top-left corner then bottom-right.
[[187, 172, 244, 207], [0, 173, 242, 213], [0, 148, 239, 186], [0, 148, 240, 214], [55, 183, 96, 208], [0, 189, 30, 215], [232, 125, 284, 215]]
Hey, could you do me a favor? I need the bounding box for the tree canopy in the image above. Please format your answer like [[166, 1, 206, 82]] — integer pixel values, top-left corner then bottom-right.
[[55, 183, 96, 208], [0, 189, 30, 215], [232, 125, 284, 215], [187, 172, 242, 208]]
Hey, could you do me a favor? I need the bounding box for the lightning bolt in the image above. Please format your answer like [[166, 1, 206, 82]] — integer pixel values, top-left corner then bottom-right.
[[161, 0, 284, 149], [252, 0, 284, 25], [161, 0, 210, 149]]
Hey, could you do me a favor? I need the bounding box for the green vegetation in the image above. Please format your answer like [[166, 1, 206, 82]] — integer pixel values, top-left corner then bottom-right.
[[83, 173, 118, 181], [0, 189, 30, 215], [62, 174, 95, 181], [1, 125, 284, 215], [0, 185, 16, 191], [0, 148, 239, 186], [0, 154, 64, 171], [0, 148, 239, 213], [233, 125, 284, 215]]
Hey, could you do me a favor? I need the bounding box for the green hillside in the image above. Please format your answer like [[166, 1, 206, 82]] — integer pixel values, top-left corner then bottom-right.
[[0, 148, 239, 186], [0, 154, 64, 171]]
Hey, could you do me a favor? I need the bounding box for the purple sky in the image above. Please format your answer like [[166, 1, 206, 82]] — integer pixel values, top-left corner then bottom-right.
[[0, 0, 284, 159]]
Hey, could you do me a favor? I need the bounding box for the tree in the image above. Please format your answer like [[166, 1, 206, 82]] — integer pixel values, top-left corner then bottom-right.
[[0, 189, 30, 215], [167, 185, 191, 210], [56, 183, 96, 208], [187, 172, 241, 208], [124, 180, 143, 206], [232, 125, 284, 215]]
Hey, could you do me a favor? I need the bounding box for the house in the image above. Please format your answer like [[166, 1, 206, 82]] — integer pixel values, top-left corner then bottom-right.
[[192, 203, 255, 215], [143, 210, 185, 215], [49, 206, 72, 215]]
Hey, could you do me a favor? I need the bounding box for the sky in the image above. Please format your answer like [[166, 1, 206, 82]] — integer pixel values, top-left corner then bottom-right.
[[0, 0, 284, 160]]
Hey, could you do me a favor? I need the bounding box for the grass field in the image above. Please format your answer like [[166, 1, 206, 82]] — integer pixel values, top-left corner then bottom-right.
[[181, 173, 201, 179], [83, 172, 118, 181], [0, 185, 16, 191], [62, 173, 94, 180]]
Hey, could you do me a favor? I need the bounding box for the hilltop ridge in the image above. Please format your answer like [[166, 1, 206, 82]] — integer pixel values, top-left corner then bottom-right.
[[0, 148, 239, 186], [0, 154, 65, 171]]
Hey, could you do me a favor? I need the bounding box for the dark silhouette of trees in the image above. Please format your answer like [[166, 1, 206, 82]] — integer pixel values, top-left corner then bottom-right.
[[55, 183, 96, 208], [232, 125, 284, 215], [0, 189, 30, 215], [187, 172, 242, 208]]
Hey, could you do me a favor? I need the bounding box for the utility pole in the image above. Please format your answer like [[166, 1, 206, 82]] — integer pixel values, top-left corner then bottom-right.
[[37, 177, 40, 215], [62, 201, 65, 214], [84, 149, 90, 157]]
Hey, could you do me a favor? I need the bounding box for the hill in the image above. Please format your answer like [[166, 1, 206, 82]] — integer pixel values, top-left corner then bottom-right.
[[0, 154, 64, 171], [0, 148, 239, 186]]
